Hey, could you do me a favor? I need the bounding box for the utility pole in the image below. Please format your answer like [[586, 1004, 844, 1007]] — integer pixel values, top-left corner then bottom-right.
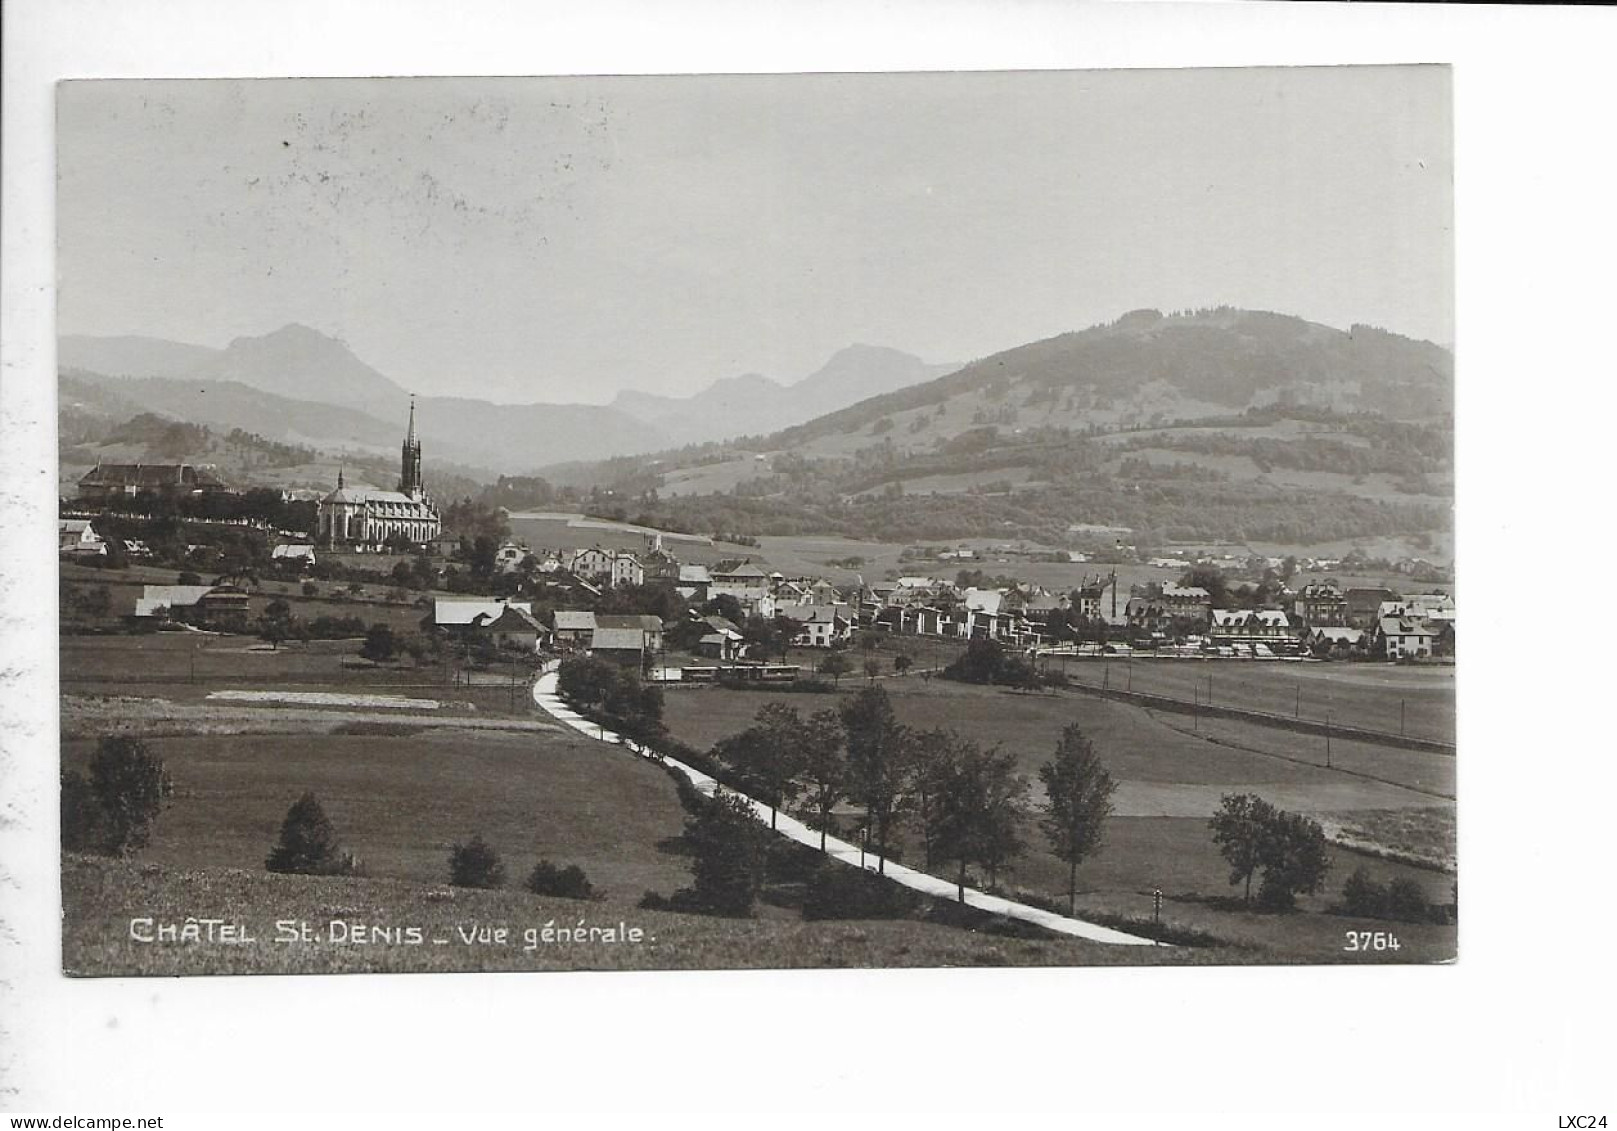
[[1296, 681, 1301, 719], [1401, 698, 1406, 737], [1325, 712, 1332, 769], [1152, 889, 1163, 946]]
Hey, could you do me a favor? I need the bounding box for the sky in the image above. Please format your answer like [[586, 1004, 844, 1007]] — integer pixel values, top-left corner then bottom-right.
[[56, 67, 1452, 405]]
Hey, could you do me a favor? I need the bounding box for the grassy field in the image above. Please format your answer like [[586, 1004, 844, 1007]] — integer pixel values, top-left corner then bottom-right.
[[63, 855, 1225, 975], [1050, 656, 1456, 744], [659, 680, 1456, 962]]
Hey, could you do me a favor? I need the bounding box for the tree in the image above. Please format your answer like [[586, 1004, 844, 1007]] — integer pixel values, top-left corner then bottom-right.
[[361, 623, 398, 663], [1037, 724, 1118, 915], [259, 598, 295, 650], [924, 737, 1027, 901], [1180, 564, 1229, 608], [1209, 792, 1277, 904], [685, 790, 768, 916], [266, 792, 354, 875], [557, 654, 619, 709], [863, 657, 882, 684], [1255, 810, 1332, 910], [840, 687, 911, 874], [892, 652, 913, 676], [797, 709, 848, 852], [818, 652, 851, 685], [449, 834, 506, 889], [713, 703, 807, 829], [86, 736, 174, 855]]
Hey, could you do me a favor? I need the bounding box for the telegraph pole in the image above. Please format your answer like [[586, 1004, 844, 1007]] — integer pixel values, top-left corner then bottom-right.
[[1401, 698, 1406, 737], [1325, 712, 1332, 769], [1152, 889, 1163, 946]]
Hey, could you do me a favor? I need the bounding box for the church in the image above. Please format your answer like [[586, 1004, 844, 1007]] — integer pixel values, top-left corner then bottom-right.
[[316, 399, 442, 549]]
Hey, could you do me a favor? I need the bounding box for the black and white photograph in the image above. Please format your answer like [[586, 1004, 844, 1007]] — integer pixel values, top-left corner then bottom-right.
[[9, 0, 1617, 1119], [51, 66, 1458, 975]]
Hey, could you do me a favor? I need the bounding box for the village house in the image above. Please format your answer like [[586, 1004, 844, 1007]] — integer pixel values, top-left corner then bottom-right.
[[551, 610, 597, 650], [1377, 615, 1439, 660], [709, 562, 774, 616], [694, 614, 747, 661], [566, 547, 645, 588], [595, 614, 664, 654], [58, 518, 106, 556], [271, 543, 317, 569], [675, 564, 712, 604], [428, 598, 548, 651], [1344, 586, 1399, 629], [1308, 625, 1365, 658], [589, 615, 664, 667], [1294, 579, 1348, 626], [130, 583, 251, 632], [776, 603, 855, 649], [1208, 608, 1295, 647]]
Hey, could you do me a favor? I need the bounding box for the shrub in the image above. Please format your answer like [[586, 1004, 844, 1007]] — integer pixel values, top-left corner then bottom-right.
[[801, 861, 922, 920], [1341, 866, 1388, 917], [266, 792, 357, 876], [361, 623, 398, 663], [525, 859, 596, 901], [301, 581, 320, 597], [448, 834, 506, 889], [176, 571, 203, 586], [1384, 876, 1431, 923], [86, 736, 174, 855]]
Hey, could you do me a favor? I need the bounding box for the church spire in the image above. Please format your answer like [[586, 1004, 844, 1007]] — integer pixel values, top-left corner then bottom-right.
[[399, 396, 424, 497], [337, 463, 345, 490]]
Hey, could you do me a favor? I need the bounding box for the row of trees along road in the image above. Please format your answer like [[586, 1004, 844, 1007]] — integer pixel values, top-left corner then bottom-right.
[[712, 687, 1118, 913]]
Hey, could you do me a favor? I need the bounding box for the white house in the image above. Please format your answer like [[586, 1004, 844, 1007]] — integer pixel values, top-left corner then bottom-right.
[[776, 603, 854, 649], [58, 518, 106, 556], [1378, 616, 1439, 660]]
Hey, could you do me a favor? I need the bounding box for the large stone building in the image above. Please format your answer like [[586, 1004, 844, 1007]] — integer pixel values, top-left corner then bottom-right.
[[316, 400, 441, 550]]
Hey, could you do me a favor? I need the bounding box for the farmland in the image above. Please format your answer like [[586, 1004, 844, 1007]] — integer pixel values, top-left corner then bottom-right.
[[659, 677, 1457, 962]]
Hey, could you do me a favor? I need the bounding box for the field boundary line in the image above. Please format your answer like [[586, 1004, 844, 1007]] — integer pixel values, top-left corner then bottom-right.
[[531, 666, 1160, 947]]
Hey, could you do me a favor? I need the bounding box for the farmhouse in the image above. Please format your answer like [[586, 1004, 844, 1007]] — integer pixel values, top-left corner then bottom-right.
[[552, 610, 597, 649], [594, 614, 664, 654], [58, 518, 106, 556], [77, 462, 229, 503], [131, 584, 251, 631]]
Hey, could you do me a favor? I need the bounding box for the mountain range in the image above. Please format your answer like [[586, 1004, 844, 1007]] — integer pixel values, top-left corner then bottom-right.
[[58, 327, 953, 475]]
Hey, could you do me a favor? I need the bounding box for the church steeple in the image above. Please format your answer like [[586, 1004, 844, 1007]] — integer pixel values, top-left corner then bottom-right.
[[398, 395, 424, 498], [337, 463, 345, 490]]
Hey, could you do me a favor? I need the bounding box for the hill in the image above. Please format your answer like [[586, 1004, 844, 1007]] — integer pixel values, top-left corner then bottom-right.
[[611, 344, 959, 446], [515, 309, 1454, 550]]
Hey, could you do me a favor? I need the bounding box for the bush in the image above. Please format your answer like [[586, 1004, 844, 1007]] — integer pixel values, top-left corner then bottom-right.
[[361, 623, 398, 663], [525, 859, 596, 901], [1384, 876, 1431, 923], [266, 792, 358, 876], [448, 834, 506, 889], [176, 571, 203, 586], [85, 736, 174, 855], [301, 581, 320, 597], [1341, 866, 1387, 917], [801, 861, 922, 921]]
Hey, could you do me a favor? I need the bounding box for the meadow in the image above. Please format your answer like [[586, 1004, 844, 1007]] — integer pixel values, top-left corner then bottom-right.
[[658, 678, 1457, 962]]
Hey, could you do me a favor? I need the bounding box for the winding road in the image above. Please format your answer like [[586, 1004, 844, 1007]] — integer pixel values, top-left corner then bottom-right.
[[532, 668, 1159, 947]]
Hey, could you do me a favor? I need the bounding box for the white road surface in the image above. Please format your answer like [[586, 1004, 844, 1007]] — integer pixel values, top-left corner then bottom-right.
[[532, 668, 1158, 947]]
